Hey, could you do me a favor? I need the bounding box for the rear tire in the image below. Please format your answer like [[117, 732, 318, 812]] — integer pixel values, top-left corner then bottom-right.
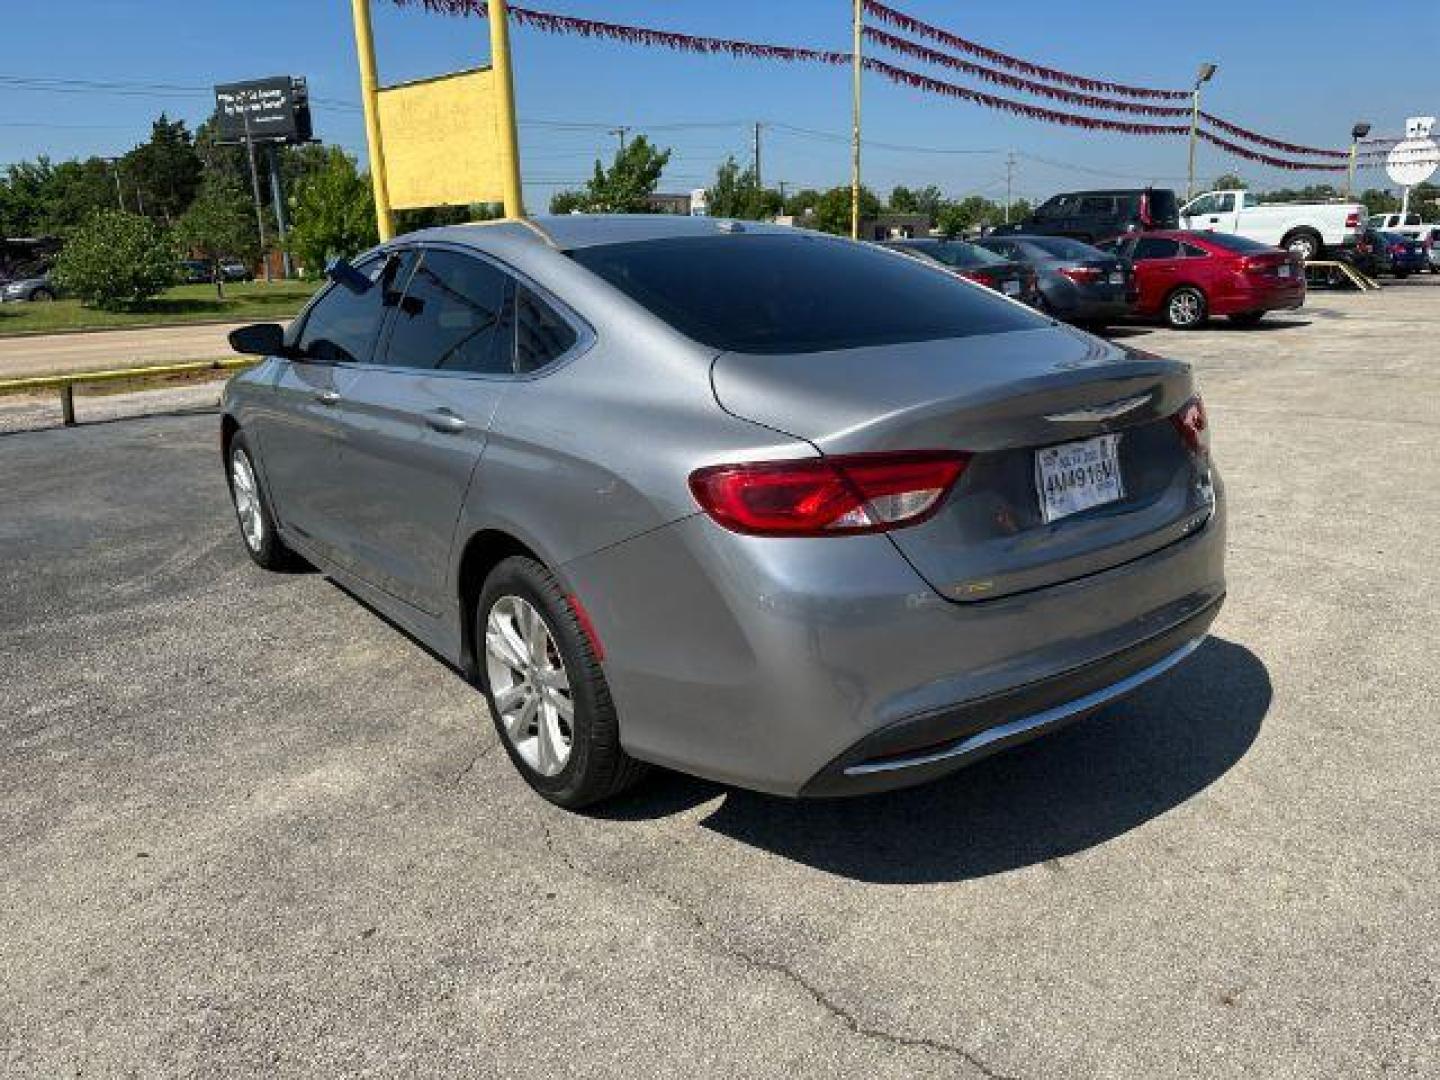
[[1282, 230, 1323, 262], [226, 431, 301, 571], [477, 556, 647, 809], [1164, 286, 1208, 330], [29, 287, 55, 302]]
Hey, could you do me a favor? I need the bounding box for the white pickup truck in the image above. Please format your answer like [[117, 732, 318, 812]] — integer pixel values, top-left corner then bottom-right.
[[1178, 189, 1365, 260]]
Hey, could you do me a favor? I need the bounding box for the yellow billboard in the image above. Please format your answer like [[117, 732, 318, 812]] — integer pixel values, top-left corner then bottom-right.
[[376, 68, 504, 210]]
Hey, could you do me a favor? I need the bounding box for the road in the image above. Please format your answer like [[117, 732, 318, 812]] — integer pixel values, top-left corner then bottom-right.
[[1, 279, 1436, 1077], [0, 320, 250, 380]]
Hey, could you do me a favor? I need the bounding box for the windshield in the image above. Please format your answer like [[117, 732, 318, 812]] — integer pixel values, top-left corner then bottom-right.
[[898, 241, 1006, 269], [570, 234, 1044, 354]]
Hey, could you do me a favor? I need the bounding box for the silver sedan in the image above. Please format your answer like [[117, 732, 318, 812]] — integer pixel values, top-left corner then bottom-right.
[[222, 215, 1225, 808]]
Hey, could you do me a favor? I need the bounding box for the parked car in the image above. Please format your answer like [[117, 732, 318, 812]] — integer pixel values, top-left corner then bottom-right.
[[1096, 230, 1303, 328], [219, 259, 252, 282], [1179, 190, 1365, 261], [975, 234, 1134, 325], [995, 188, 1179, 242], [1340, 228, 1390, 278], [1425, 227, 1440, 273], [0, 272, 56, 302], [1367, 212, 1431, 242], [179, 259, 213, 284], [221, 216, 1225, 808], [879, 238, 1040, 306], [1372, 230, 1428, 277]]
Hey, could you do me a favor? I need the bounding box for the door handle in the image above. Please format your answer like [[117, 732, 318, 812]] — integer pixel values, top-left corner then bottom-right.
[[425, 408, 468, 434], [314, 389, 340, 406]]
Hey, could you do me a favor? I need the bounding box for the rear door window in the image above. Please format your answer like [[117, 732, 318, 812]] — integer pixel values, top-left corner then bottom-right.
[[570, 233, 1045, 354], [1079, 196, 1116, 216], [1133, 237, 1182, 261], [382, 249, 510, 374]]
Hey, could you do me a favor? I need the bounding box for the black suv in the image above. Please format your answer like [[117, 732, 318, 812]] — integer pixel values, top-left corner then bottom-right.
[[996, 188, 1179, 243]]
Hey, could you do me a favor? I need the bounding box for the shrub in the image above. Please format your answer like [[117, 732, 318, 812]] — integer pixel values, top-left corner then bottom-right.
[[51, 210, 176, 310]]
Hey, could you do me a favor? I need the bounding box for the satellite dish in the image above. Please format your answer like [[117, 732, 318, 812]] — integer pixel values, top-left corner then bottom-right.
[[1386, 116, 1437, 187]]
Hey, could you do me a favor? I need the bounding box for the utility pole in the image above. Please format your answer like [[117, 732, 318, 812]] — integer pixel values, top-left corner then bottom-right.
[[105, 157, 124, 211], [1187, 62, 1218, 201], [267, 144, 293, 279], [609, 126, 630, 154], [1346, 121, 1371, 198], [850, 0, 862, 239], [1004, 150, 1015, 223], [752, 121, 763, 187], [241, 111, 273, 283]]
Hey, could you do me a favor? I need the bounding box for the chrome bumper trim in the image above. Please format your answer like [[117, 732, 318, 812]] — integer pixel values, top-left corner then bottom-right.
[[843, 636, 1206, 777]]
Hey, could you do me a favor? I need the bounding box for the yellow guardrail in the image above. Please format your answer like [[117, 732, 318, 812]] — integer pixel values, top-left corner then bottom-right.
[[0, 357, 257, 425]]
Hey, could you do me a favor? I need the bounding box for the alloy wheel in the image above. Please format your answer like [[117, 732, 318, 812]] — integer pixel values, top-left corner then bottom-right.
[[1168, 290, 1202, 327], [230, 449, 264, 552], [485, 595, 575, 777]]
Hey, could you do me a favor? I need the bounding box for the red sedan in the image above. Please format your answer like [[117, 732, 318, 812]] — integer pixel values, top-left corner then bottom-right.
[[1097, 230, 1304, 329]]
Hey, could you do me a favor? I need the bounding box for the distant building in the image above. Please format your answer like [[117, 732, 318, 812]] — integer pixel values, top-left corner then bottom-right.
[[646, 192, 693, 215], [857, 213, 931, 241]]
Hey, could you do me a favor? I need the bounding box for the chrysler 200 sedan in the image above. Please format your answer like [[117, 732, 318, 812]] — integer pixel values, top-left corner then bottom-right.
[[222, 215, 1225, 809]]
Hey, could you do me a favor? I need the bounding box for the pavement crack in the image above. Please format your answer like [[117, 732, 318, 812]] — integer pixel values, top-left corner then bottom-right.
[[538, 826, 1016, 1078]]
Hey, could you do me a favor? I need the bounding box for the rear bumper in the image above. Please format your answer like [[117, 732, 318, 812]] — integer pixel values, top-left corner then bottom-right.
[[1213, 282, 1305, 315], [799, 595, 1220, 796], [563, 480, 1227, 797]]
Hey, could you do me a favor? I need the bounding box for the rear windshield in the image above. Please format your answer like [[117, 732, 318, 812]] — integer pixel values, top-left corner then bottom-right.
[[894, 241, 1004, 269], [569, 233, 1043, 354], [1025, 237, 1105, 260], [1200, 233, 1278, 254]]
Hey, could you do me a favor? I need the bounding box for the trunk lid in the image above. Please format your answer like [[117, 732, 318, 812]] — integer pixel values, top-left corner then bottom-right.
[[711, 325, 1213, 602]]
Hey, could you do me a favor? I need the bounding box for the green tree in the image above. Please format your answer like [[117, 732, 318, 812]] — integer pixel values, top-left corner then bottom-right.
[[782, 188, 823, 218], [935, 195, 998, 237], [286, 148, 378, 277], [549, 189, 588, 214], [1212, 173, 1247, 191], [51, 209, 176, 310], [175, 178, 260, 297], [707, 156, 782, 220], [813, 185, 881, 235], [120, 114, 202, 224], [889, 185, 919, 213], [585, 136, 672, 213]]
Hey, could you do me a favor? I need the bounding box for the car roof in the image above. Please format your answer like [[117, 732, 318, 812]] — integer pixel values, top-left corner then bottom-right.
[[414, 214, 803, 254]]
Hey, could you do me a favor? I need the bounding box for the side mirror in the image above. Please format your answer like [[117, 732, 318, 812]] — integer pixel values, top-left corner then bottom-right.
[[325, 257, 373, 295], [228, 322, 288, 358]]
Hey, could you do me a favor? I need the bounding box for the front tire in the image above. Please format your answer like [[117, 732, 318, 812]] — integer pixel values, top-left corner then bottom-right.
[[29, 287, 56, 302], [226, 431, 300, 571], [477, 556, 646, 809], [1164, 286, 1208, 329]]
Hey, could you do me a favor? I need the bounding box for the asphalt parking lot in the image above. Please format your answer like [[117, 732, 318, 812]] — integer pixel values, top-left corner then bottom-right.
[[2, 278, 1437, 1077]]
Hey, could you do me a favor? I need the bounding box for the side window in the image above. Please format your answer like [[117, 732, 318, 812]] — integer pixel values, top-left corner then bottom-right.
[[1186, 195, 1216, 216], [985, 241, 1017, 258], [1133, 237, 1181, 261], [513, 286, 579, 374], [1215, 193, 1236, 213], [1181, 243, 1210, 258], [382, 249, 510, 374], [295, 255, 404, 365], [1079, 196, 1115, 216]]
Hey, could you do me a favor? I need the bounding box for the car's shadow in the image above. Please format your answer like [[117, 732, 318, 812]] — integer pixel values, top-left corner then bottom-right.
[[600, 637, 1269, 884]]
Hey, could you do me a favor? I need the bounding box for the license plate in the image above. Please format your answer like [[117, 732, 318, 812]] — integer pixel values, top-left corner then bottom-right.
[[1108, 271, 1125, 284], [1277, 264, 1291, 277], [1035, 434, 1125, 523], [1003, 280, 1021, 296]]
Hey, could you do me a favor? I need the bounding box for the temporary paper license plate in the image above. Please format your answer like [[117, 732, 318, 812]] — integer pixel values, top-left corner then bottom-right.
[[1002, 280, 1021, 296], [1277, 264, 1291, 278], [1035, 434, 1125, 523], [1108, 271, 1125, 284]]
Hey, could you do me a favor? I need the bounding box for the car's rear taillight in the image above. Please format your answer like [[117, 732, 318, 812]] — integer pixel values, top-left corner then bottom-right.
[[961, 270, 996, 288], [1345, 211, 1360, 229], [1059, 266, 1102, 283], [1170, 396, 1209, 456], [689, 451, 969, 537]]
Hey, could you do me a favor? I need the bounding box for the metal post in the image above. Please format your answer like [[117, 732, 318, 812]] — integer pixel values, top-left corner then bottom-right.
[[268, 144, 293, 279], [60, 384, 75, 427], [1005, 150, 1015, 223], [609, 126, 630, 153], [489, 0, 526, 219], [108, 159, 124, 211], [242, 113, 272, 283], [1187, 88, 1200, 201], [850, 0, 862, 240], [351, 0, 395, 241], [753, 122, 762, 187]]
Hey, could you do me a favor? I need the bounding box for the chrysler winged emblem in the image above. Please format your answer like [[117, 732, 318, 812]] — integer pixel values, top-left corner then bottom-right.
[[1045, 393, 1151, 423]]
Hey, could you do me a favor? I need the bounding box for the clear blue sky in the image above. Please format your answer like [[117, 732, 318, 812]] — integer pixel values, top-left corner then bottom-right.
[[2, 0, 1436, 207]]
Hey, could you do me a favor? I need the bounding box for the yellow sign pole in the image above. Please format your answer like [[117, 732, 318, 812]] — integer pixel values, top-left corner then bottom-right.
[[850, 0, 862, 239], [488, 0, 525, 219], [351, 0, 395, 241]]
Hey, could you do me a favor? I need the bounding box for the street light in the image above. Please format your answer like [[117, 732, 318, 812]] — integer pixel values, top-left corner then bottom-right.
[[1347, 121, 1371, 197], [1187, 62, 1218, 201]]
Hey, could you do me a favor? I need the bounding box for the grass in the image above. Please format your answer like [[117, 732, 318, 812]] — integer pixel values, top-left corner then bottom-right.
[[0, 280, 315, 336]]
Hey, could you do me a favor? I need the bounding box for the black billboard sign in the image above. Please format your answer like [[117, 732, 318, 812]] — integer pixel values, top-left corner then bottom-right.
[[214, 77, 312, 144]]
